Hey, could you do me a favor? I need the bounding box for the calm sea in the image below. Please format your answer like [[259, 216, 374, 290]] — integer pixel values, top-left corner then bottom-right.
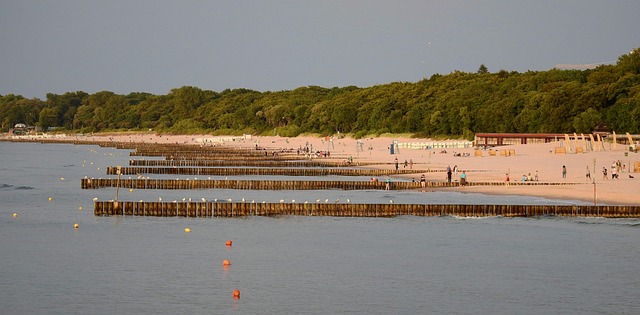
[[1, 141, 639, 315]]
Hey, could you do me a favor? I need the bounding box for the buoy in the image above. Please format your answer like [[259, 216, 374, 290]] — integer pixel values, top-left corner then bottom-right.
[[48, 197, 53, 201], [78, 206, 83, 210], [233, 289, 240, 299], [13, 213, 18, 218], [226, 240, 233, 246], [60, 177, 64, 181], [222, 259, 231, 266], [74, 223, 79, 229], [184, 227, 191, 233], [129, 189, 133, 192]]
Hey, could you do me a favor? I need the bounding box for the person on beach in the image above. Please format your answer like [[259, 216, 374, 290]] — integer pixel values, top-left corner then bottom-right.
[[562, 165, 567, 179], [420, 174, 426, 188], [602, 167, 608, 180], [534, 170, 539, 181], [404, 159, 408, 168], [447, 166, 452, 183], [460, 171, 467, 186], [394, 157, 399, 171], [505, 173, 510, 186], [409, 159, 413, 169], [586, 166, 591, 180], [385, 176, 391, 190]]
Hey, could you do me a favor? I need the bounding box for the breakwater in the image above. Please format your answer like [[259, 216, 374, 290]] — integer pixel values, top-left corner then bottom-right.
[[128, 159, 375, 167], [81, 178, 584, 190], [106, 166, 423, 176], [94, 201, 640, 218]]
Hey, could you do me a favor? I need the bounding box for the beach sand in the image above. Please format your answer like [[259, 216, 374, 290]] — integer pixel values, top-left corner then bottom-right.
[[14, 132, 640, 206]]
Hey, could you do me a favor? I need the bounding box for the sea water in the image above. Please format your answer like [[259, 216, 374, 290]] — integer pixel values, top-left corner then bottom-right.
[[1, 141, 638, 314]]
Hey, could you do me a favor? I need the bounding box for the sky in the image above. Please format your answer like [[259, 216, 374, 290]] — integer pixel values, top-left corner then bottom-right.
[[1, 0, 639, 99]]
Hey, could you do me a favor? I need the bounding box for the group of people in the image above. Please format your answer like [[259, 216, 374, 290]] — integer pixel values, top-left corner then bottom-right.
[[587, 161, 627, 181], [523, 171, 539, 182], [393, 157, 414, 171], [604, 160, 625, 180], [504, 171, 538, 184]]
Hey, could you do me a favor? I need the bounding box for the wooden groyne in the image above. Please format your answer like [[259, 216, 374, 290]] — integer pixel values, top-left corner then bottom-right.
[[128, 159, 374, 167], [94, 201, 640, 218], [81, 178, 585, 190], [129, 150, 290, 158], [106, 166, 422, 177]]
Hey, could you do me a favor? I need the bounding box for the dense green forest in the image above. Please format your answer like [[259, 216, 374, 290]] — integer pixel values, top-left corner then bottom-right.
[[2, 49, 639, 139]]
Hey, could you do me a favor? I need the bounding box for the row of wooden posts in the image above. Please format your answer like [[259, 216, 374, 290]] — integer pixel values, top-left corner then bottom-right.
[[129, 151, 288, 158], [137, 153, 349, 162], [81, 178, 583, 190], [128, 159, 373, 167], [4, 138, 294, 156], [106, 166, 423, 176], [94, 201, 640, 218]]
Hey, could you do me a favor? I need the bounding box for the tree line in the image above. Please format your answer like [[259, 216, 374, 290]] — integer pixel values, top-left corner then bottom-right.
[[2, 48, 639, 139]]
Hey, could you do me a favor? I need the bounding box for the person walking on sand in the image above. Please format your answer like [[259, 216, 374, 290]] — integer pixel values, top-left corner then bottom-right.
[[394, 157, 399, 172], [602, 167, 608, 180], [562, 165, 567, 179], [420, 174, 426, 188], [385, 176, 391, 190], [586, 166, 591, 180], [460, 171, 467, 187]]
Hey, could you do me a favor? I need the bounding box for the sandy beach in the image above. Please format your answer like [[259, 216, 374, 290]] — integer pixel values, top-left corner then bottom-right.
[[8, 132, 640, 206]]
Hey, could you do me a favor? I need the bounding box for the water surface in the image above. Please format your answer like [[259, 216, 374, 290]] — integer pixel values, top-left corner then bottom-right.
[[1, 142, 638, 314]]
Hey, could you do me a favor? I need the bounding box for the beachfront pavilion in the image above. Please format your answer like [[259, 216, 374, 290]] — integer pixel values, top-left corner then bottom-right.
[[474, 133, 567, 148]]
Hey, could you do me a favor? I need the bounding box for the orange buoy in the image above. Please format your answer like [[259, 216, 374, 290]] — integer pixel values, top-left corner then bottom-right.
[[74, 223, 79, 229], [233, 289, 240, 299], [226, 240, 233, 246], [222, 259, 231, 266]]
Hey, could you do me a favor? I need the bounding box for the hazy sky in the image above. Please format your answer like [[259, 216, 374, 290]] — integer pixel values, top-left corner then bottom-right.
[[1, 0, 639, 99]]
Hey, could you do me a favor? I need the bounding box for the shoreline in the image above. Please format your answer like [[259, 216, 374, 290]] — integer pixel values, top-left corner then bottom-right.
[[3, 132, 639, 206]]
